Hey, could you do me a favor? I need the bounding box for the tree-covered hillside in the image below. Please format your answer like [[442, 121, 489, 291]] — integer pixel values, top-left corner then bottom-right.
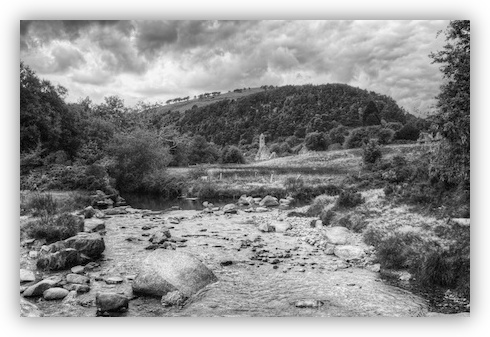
[[176, 84, 409, 145]]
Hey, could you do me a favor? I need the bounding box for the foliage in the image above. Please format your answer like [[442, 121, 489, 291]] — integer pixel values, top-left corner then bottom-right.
[[221, 145, 246, 164], [343, 127, 370, 149], [187, 135, 221, 164], [320, 209, 336, 226], [305, 132, 328, 151], [377, 128, 395, 145], [328, 125, 348, 145], [429, 20, 470, 187], [362, 140, 382, 165], [23, 192, 58, 217], [23, 213, 83, 244], [108, 129, 171, 192], [394, 124, 420, 141], [335, 190, 364, 208]]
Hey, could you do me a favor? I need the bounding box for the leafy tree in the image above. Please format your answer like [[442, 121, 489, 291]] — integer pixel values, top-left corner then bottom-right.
[[344, 127, 370, 149], [305, 132, 328, 151], [377, 128, 395, 145], [395, 124, 420, 141], [328, 125, 348, 145], [429, 20, 470, 186], [221, 145, 245, 164], [188, 135, 220, 164]]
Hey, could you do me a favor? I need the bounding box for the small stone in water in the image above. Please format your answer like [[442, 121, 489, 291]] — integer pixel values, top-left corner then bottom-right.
[[105, 276, 124, 284]]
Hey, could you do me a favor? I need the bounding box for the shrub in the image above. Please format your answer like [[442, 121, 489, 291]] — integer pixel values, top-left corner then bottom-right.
[[24, 192, 58, 216], [377, 128, 395, 145], [386, 122, 403, 132], [362, 140, 382, 165], [305, 132, 328, 151], [306, 194, 334, 217], [395, 124, 420, 141], [284, 176, 305, 191], [344, 127, 370, 149], [187, 166, 209, 180], [375, 233, 421, 269], [24, 213, 84, 244], [335, 190, 364, 208], [221, 146, 245, 164], [320, 209, 336, 226], [328, 125, 347, 145]]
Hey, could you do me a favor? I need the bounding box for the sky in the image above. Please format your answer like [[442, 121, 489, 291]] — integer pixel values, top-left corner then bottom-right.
[[20, 20, 449, 115]]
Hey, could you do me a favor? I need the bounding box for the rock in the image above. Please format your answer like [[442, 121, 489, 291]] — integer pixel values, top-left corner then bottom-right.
[[202, 201, 210, 208], [258, 223, 275, 232], [95, 198, 114, 209], [36, 248, 81, 271], [271, 221, 291, 233], [255, 207, 268, 213], [448, 218, 470, 227], [310, 219, 323, 228], [22, 279, 59, 297], [84, 218, 106, 233], [43, 287, 69, 300], [253, 197, 262, 204], [324, 226, 352, 245], [132, 250, 218, 297], [66, 273, 90, 284], [104, 207, 128, 215], [223, 203, 237, 214], [71, 265, 85, 274], [168, 217, 180, 224], [149, 228, 171, 244], [278, 204, 289, 210], [220, 260, 233, 266], [161, 290, 188, 307], [84, 261, 99, 271], [333, 245, 365, 260], [20, 297, 44, 317], [96, 292, 129, 313], [367, 263, 381, 273], [83, 206, 96, 219], [20, 269, 36, 283], [29, 250, 38, 259], [105, 276, 124, 284], [61, 290, 78, 305], [259, 195, 279, 207], [64, 283, 90, 293], [237, 195, 250, 206], [293, 299, 324, 308], [63, 232, 105, 259], [323, 244, 335, 255], [279, 198, 291, 205]]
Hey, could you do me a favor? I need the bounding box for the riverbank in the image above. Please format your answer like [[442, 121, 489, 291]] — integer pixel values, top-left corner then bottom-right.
[[19, 191, 468, 317]]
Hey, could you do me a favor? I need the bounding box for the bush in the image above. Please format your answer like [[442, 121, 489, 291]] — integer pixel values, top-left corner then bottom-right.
[[305, 132, 328, 151], [328, 125, 347, 145], [320, 209, 336, 226], [344, 127, 370, 149], [362, 140, 382, 165], [395, 124, 420, 141], [24, 213, 84, 244], [386, 122, 403, 132], [377, 128, 395, 145], [284, 176, 305, 191], [335, 190, 364, 208], [23, 192, 58, 216], [305, 194, 334, 217], [375, 233, 422, 269], [221, 145, 245, 164]]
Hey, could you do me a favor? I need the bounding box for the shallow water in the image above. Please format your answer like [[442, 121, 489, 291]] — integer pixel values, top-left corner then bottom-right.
[[32, 208, 427, 317]]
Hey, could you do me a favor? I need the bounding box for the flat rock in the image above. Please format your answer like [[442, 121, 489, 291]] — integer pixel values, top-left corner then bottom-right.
[[66, 273, 90, 284], [333, 245, 365, 260], [255, 207, 268, 213], [36, 248, 81, 271], [223, 203, 237, 214], [71, 265, 85, 274], [258, 223, 275, 232], [43, 287, 69, 300], [20, 297, 44, 317], [84, 218, 106, 233], [270, 221, 291, 233], [105, 276, 124, 284], [259, 195, 279, 207], [23, 279, 59, 297], [132, 250, 218, 297], [96, 292, 129, 313], [324, 226, 352, 245], [20, 269, 36, 283]]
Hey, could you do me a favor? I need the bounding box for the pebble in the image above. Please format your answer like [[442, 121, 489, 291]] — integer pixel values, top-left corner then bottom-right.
[[105, 276, 124, 284]]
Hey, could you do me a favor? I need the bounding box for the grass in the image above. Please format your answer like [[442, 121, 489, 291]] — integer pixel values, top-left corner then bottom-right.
[[22, 212, 84, 244]]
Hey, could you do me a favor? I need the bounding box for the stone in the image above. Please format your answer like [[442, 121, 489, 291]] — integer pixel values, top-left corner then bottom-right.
[[253, 197, 262, 204], [28, 251, 38, 259], [161, 290, 188, 307], [367, 263, 381, 273], [258, 223, 275, 232], [271, 221, 291, 233], [84, 218, 106, 233], [20, 269, 36, 283], [255, 207, 268, 213], [259, 195, 279, 207], [223, 203, 237, 214], [279, 198, 291, 205], [43, 287, 69, 300], [324, 226, 352, 245], [310, 219, 323, 228], [71, 265, 85, 274], [63, 232, 105, 259], [61, 290, 78, 305], [96, 292, 129, 313], [36, 248, 81, 271], [83, 206, 96, 219], [293, 299, 324, 308], [66, 273, 90, 284], [105, 276, 124, 284], [237, 195, 250, 205], [64, 283, 91, 293], [104, 207, 128, 215], [20, 297, 44, 317], [333, 245, 365, 260], [168, 217, 180, 224], [149, 228, 172, 244], [132, 250, 218, 297], [23, 279, 59, 297], [323, 244, 335, 255]]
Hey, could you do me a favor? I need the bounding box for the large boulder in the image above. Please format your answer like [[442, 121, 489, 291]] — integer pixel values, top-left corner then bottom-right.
[[333, 245, 366, 260], [63, 232, 105, 259], [270, 221, 291, 233], [259, 195, 279, 207], [20, 297, 44, 317], [96, 292, 129, 313], [132, 250, 218, 297], [258, 223, 275, 232], [149, 228, 171, 244], [36, 248, 82, 271], [223, 204, 237, 214], [43, 287, 69, 300], [324, 226, 352, 245]]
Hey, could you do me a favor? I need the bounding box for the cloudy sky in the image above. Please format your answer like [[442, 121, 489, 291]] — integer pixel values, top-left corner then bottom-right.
[[20, 20, 449, 115]]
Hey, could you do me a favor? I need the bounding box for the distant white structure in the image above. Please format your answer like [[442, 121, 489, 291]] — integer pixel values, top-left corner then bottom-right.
[[255, 133, 272, 161]]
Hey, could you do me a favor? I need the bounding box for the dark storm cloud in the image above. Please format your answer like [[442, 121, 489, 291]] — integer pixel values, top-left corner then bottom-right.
[[23, 44, 85, 74], [134, 21, 178, 57]]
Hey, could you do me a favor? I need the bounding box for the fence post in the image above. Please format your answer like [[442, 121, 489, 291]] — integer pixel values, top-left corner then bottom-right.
[[270, 173, 274, 183], [220, 172, 223, 180]]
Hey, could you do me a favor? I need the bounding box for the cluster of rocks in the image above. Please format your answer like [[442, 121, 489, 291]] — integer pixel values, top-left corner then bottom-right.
[[201, 194, 294, 216], [90, 190, 128, 210]]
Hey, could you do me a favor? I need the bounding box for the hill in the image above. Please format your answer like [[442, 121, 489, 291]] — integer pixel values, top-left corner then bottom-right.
[[157, 83, 411, 146]]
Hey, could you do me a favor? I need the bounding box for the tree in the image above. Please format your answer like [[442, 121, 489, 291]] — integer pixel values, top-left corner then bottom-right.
[[305, 132, 328, 151], [429, 20, 470, 186]]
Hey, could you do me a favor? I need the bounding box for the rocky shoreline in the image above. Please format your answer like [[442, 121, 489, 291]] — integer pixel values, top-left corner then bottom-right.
[[20, 194, 468, 317]]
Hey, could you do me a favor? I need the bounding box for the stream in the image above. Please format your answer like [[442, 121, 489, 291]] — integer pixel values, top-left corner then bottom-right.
[[29, 205, 429, 317]]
